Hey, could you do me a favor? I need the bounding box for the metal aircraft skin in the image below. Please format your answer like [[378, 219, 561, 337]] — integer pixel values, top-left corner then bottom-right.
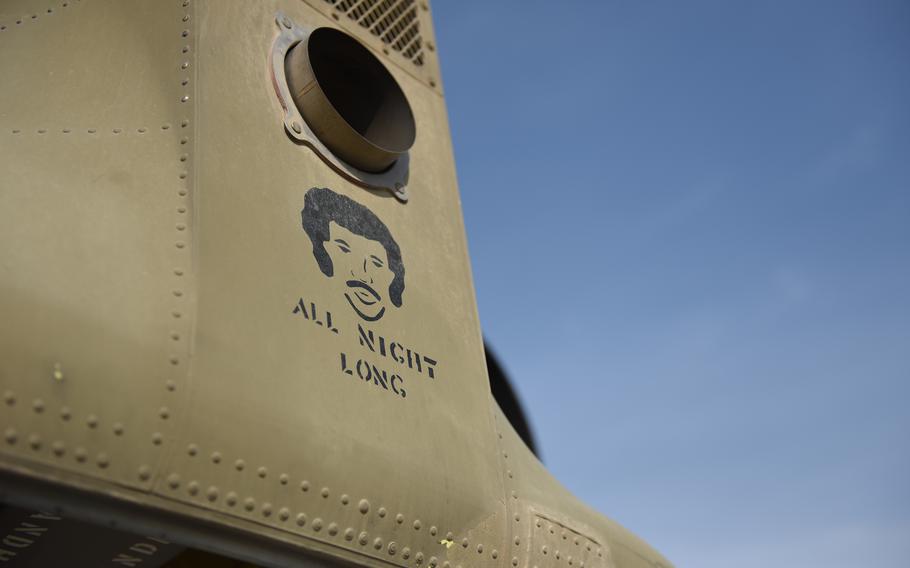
[[0, 2, 673, 567]]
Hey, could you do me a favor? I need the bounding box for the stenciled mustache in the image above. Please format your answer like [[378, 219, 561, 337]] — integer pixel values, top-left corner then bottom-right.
[[345, 280, 380, 301]]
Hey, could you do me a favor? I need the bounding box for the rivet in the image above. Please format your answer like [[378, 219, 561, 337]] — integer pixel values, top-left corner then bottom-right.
[[312, 518, 323, 531], [159, 407, 170, 419], [74, 447, 87, 462], [279, 473, 289, 485], [2, 391, 14, 405], [396, 513, 404, 524], [573, 537, 580, 545], [327, 523, 338, 536], [542, 546, 548, 555], [207, 487, 219, 501], [512, 558, 519, 566], [296, 513, 307, 526], [226, 492, 238, 506], [373, 537, 383, 550], [416, 552, 425, 564], [244, 498, 255, 511], [477, 544, 484, 554], [291, 122, 302, 134], [429, 556, 437, 567], [444, 562, 450, 568], [358, 531, 368, 545], [300, 480, 310, 492], [161, 124, 171, 130], [113, 422, 124, 436], [340, 494, 349, 505], [211, 451, 222, 463], [461, 538, 468, 548], [402, 547, 411, 559], [413, 520, 421, 530], [556, 551, 561, 560], [182, 46, 190, 53], [182, 15, 189, 22], [167, 473, 181, 489], [358, 499, 370, 514], [29, 434, 41, 450], [234, 459, 245, 471], [378, 507, 387, 518], [52, 363, 64, 381], [96, 453, 110, 468], [430, 526, 437, 536], [86, 414, 98, 428], [321, 487, 329, 498], [138, 127, 147, 133], [188, 481, 199, 495], [32, 399, 44, 413], [180, 137, 189, 144], [52, 441, 65, 456], [170, 356, 180, 365], [173, 290, 183, 297], [514, 537, 521, 545], [568, 556, 574, 565], [181, 120, 189, 127], [511, 490, 518, 499], [187, 444, 198, 456], [62, 128, 70, 133], [278, 507, 290, 521], [181, 30, 189, 38], [258, 466, 268, 478], [87, 128, 96, 134], [492, 550, 499, 560], [177, 206, 187, 213], [514, 513, 520, 522], [535, 519, 541, 528], [508, 470, 514, 478], [152, 432, 163, 445], [344, 528, 354, 541], [503, 451, 508, 459], [261, 503, 272, 517], [181, 96, 189, 103], [138, 465, 151, 481], [166, 380, 177, 392], [429, 79, 437, 87], [181, 62, 189, 70], [181, 79, 189, 86]]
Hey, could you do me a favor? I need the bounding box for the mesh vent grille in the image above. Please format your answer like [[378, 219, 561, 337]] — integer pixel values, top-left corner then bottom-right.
[[323, 0, 425, 67]]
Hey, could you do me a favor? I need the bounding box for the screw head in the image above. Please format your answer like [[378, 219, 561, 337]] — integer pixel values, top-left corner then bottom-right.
[[291, 122, 302, 134]]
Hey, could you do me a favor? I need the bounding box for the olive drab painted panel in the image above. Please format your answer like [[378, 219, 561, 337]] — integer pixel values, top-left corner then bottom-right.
[[2, 0, 508, 566], [0, 2, 674, 568], [0, 0, 194, 493]]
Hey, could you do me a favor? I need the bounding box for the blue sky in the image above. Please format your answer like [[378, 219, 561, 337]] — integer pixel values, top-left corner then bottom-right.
[[433, 1, 909, 567]]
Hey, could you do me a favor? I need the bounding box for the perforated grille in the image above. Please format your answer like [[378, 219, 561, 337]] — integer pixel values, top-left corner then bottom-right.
[[323, 0, 425, 67]]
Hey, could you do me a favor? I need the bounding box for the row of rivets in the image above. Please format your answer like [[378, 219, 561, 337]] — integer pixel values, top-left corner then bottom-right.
[[0, 1, 81, 32]]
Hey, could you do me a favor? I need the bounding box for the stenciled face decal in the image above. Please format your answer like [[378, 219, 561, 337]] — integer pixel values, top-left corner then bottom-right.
[[301, 187, 405, 323], [295, 187, 438, 401], [325, 221, 396, 322]]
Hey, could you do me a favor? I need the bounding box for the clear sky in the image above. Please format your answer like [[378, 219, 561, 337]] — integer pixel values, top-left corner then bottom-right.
[[432, 2, 909, 567]]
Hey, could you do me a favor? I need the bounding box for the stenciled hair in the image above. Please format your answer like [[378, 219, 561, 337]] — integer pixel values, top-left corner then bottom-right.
[[301, 187, 405, 307]]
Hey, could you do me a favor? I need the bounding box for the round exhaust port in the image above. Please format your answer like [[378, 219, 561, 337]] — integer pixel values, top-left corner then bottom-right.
[[285, 27, 416, 173]]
